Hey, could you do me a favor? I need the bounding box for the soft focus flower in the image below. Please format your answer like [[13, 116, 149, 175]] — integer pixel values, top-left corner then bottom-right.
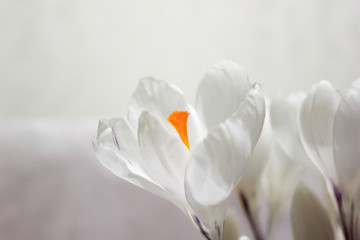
[[269, 79, 360, 240], [237, 90, 339, 240], [235, 107, 272, 240], [298, 79, 360, 239], [236, 94, 309, 239], [93, 61, 266, 240], [262, 92, 316, 227]]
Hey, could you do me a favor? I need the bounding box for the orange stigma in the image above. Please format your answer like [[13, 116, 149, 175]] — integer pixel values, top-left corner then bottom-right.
[[167, 110, 191, 151]]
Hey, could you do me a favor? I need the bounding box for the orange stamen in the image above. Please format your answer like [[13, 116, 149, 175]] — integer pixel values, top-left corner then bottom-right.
[[167, 110, 191, 151]]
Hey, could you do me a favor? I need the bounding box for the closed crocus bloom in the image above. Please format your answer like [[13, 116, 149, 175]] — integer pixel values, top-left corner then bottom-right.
[[332, 79, 360, 240], [298, 79, 360, 240], [93, 61, 266, 240], [299, 81, 341, 183], [256, 94, 308, 234], [264, 93, 309, 221], [236, 107, 274, 240], [236, 94, 310, 240], [333, 80, 360, 202]]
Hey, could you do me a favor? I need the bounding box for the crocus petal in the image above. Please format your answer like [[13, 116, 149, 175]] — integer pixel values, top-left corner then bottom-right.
[[299, 80, 341, 181], [128, 77, 187, 127], [185, 84, 265, 238], [128, 77, 205, 148], [137, 111, 191, 206], [333, 79, 360, 200], [93, 119, 176, 207], [271, 93, 308, 161], [260, 145, 303, 230], [95, 118, 143, 176], [195, 60, 250, 131], [291, 182, 334, 240], [186, 84, 265, 205], [238, 101, 271, 212], [271, 93, 321, 178]]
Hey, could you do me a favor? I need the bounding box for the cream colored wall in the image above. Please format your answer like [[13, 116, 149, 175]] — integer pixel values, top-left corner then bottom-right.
[[1, 0, 359, 118]]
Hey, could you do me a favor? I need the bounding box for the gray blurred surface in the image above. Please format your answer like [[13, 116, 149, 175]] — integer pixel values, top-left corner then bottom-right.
[[0, 120, 200, 240]]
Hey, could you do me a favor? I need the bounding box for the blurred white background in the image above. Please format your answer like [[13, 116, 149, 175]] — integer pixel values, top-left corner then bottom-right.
[[1, 0, 359, 118], [1, 0, 360, 239]]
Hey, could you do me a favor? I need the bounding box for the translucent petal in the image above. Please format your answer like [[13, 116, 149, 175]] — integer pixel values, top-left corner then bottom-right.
[[299, 81, 341, 181], [185, 85, 265, 239], [93, 119, 184, 210], [333, 79, 360, 200], [137, 111, 191, 204], [196, 60, 250, 130]]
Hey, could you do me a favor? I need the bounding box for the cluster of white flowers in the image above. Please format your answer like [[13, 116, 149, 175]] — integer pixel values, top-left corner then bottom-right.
[[93, 61, 360, 240]]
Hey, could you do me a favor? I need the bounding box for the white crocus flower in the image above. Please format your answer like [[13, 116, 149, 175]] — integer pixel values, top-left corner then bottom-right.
[[298, 79, 360, 240], [93, 61, 266, 240], [239, 91, 336, 240], [262, 93, 318, 227], [235, 95, 310, 240]]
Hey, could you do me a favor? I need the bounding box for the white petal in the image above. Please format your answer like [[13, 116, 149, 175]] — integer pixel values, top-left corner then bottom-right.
[[190, 203, 226, 240], [238, 101, 271, 206], [271, 93, 321, 177], [184, 85, 265, 238], [271, 93, 307, 160], [93, 119, 177, 207], [291, 182, 334, 240], [128, 77, 187, 127], [260, 145, 303, 230], [95, 118, 143, 176], [195, 60, 250, 130], [128, 77, 205, 147], [333, 79, 360, 200], [137, 111, 191, 204], [299, 81, 341, 181], [186, 84, 265, 205]]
